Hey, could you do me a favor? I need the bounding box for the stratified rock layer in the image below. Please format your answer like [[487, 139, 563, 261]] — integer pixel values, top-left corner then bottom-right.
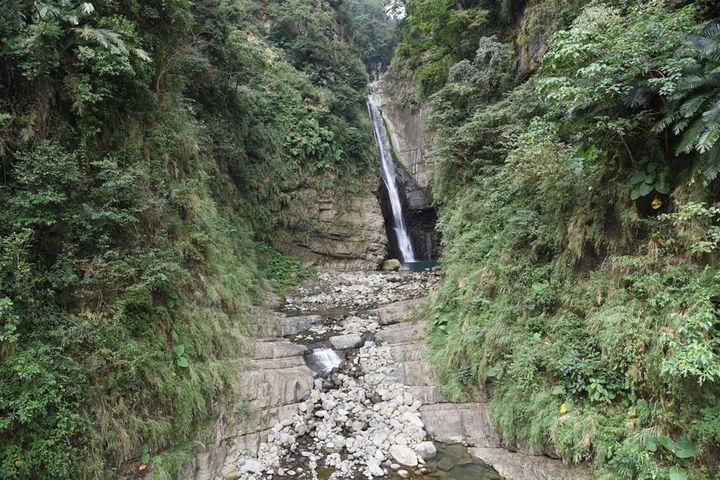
[[278, 187, 388, 270]]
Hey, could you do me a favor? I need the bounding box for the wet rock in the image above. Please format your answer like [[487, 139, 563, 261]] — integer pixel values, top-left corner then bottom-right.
[[389, 444, 418, 467], [437, 457, 454, 471], [368, 461, 385, 477], [414, 441, 437, 460], [468, 447, 593, 480], [221, 465, 241, 480]]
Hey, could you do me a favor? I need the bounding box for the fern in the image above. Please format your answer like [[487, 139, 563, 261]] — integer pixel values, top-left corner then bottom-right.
[[660, 23, 720, 181], [0, 0, 28, 27]]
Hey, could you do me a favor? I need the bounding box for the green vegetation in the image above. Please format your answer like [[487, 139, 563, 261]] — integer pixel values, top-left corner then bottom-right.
[[5, 0, 720, 478], [0, 0, 380, 478], [348, 0, 399, 71], [256, 243, 314, 296], [395, 0, 720, 478]]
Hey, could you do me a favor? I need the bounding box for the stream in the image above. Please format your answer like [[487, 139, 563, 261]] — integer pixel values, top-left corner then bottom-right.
[[227, 269, 504, 480]]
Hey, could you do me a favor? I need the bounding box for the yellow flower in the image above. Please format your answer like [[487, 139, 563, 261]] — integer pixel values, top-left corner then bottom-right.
[[651, 196, 662, 210], [560, 403, 567, 414]]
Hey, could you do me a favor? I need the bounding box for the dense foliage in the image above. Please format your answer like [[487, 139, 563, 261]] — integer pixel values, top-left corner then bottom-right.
[[347, 0, 399, 72], [0, 0, 376, 478], [395, 0, 720, 478]]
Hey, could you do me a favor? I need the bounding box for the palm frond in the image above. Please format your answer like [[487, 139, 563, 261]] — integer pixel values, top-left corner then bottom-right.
[[80, 2, 94, 15], [0, 0, 28, 27], [679, 92, 711, 119], [677, 73, 707, 91], [704, 22, 720, 40], [701, 141, 720, 182], [676, 118, 706, 154], [71, 25, 151, 62], [653, 111, 680, 133], [696, 125, 720, 154], [72, 26, 124, 52], [131, 48, 151, 62], [672, 118, 690, 136], [701, 99, 720, 123]]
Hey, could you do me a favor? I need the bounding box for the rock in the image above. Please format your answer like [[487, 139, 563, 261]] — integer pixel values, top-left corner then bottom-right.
[[373, 76, 440, 259], [414, 441, 437, 460], [240, 459, 264, 474], [329, 334, 363, 350], [382, 259, 402, 271], [437, 457, 454, 471], [398, 469, 409, 478], [368, 462, 385, 477], [468, 447, 593, 480], [389, 444, 418, 467], [207, 270, 452, 480], [221, 465, 242, 480]]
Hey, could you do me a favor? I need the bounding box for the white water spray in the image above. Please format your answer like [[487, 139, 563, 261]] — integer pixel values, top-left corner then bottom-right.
[[308, 347, 343, 375], [367, 98, 416, 263]]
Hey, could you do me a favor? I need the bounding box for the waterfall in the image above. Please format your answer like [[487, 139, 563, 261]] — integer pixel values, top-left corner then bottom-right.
[[307, 347, 343, 375], [367, 98, 416, 263]]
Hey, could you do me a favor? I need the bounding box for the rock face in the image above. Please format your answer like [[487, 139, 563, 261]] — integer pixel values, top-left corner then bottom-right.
[[373, 70, 433, 203], [515, 1, 565, 80], [277, 186, 387, 270]]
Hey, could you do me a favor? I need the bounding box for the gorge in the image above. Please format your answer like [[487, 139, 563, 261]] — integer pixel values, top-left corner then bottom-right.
[[1, 0, 720, 480]]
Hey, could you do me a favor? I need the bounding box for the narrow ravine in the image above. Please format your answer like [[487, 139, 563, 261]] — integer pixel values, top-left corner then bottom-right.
[[220, 270, 503, 480]]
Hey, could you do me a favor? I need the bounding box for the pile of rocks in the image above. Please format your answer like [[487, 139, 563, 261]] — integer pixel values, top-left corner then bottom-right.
[[284, 270, 439, 314], [232, 343, 437, 479]]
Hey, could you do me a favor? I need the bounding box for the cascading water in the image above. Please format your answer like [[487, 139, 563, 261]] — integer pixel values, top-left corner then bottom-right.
[[367, 98, 416, 263], [306, 347, 343, 375]]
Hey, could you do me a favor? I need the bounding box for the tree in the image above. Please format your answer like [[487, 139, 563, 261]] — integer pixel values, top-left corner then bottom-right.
[[658, 23, 720, 182]]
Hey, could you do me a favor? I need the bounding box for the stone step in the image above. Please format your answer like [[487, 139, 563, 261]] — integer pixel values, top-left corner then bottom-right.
[[276, 315, 325, 337], [251, 355, 307, 370], [253, 339, 306, 360], [368, 297, 428, 325], [193, 402, 307, 479], [388, 342, 427, 362], [375, 321, 426, 344], [236, 365, 314, 409], [419, 403, 501, 448], [389, 360, 436, 386], [406, 385, 447, 404]]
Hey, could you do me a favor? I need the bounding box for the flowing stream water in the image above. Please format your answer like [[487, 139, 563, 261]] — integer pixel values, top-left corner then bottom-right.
[[368, 99, 416, 263]]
